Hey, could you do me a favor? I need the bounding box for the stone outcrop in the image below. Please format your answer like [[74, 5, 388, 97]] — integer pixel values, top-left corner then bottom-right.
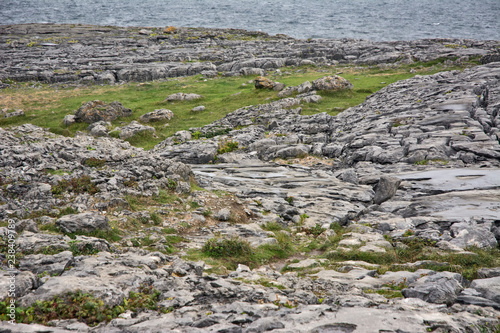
[[74, 100, 132, 124]]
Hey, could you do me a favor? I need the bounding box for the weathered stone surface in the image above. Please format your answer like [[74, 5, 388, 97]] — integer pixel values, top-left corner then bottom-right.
[[312, 75, 353, 91], [402, 272, 467, 305], [56, 212, 110, 234], [139, 109, 174, 122], [20, 251, 74, 276], [373, 175, 401, 205], [164, 93, 203, 102], [254, 76, 284, 91], [1, 24, 500, 333], [74, 100, 132, 124], [118, 121, 155, 139]]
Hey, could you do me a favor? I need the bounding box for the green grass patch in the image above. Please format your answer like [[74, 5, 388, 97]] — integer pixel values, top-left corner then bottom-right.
[[192, 231, 296, 271], [66, 228, 122, 243], [0, 60, 479, 150]]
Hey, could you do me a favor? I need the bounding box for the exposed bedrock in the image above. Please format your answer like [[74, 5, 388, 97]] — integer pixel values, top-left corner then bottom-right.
[[156, 62, 500, 249], [1, 23, 499, 85]]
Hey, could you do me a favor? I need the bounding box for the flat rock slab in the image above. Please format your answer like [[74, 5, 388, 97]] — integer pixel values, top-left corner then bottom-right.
[[398, 168, 500, 192]]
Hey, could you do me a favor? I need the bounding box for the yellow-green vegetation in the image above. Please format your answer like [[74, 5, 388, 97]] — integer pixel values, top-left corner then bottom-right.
[[185, 221, 500, 281], [187, 231, 295, 271], [0, 59, 479, 150], [0, 285, 169, 326]]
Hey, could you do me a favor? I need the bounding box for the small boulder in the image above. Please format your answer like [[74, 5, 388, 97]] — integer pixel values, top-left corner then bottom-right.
[[56, 212, 110, 234], [74, 100, 132, 124], [139, 109, 174, 122], [215, 208, 231, 221], [63, 114, 76, 126], [119, 121, 155, 139], [297, 81, 313, 94], [88, 121, 110, 137], [254, 76, 285, 91], [164, 92, 203, 102], [312, 75, 353, 91], [191, 106, 205, 112], [4, 110, 24, 118]]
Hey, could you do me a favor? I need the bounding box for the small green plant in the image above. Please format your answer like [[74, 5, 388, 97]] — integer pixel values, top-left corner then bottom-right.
[[51, 175, 99, 195], [285, 196, 294, 205], [217, 138, 239, 155], [83, 158, 106, 168], [304, 223, 326, 237], [299, 213, 309, 225], [202, 237, 252, 258], [68, 241, 99, 256], [414, 160, 428, 165], [261, 221, 284, 232], [59, 206, 78, 217], [167, 179, 177, 191], [150, 213, 162, 225]]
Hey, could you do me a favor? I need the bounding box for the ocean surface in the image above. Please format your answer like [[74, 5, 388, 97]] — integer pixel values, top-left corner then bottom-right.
[[1, 0, 499, 41]]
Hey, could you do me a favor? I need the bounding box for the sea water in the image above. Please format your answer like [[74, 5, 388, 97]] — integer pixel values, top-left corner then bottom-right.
[[1, 0, 499, 41]]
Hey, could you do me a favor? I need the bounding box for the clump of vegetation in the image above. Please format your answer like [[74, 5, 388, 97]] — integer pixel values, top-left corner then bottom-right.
[[68, 241, 99, 256], [203, 236, 252, 258], [51, 175, 99, 195], [217, 138, 239, 155], [83, 158, 106, 168], [0, 285, 167, 326], [303, 223, 326, 237]]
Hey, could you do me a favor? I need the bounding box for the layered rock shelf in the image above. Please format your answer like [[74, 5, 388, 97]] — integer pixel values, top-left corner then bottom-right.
[[1, 23, 500, 86], [1, 24, 500, 332]]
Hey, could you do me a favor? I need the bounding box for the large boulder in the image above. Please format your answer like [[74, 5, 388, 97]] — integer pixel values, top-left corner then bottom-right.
[[74, 100, 132, 124], [56, 212, 110, 234], [312, 75, 353, 91], [139, 109, 174, 122]]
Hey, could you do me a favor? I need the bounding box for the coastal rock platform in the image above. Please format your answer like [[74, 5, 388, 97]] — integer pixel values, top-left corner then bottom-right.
[[0, 24, 500, 332]]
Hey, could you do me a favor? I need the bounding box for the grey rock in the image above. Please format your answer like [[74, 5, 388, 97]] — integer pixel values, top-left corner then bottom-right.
[[402, 272, 466, 305], [468, 276, 500, 304], [74, 100, 132, 124], [373, 175, 401, 205], [215, 208, 231, 221], [139, 109, 174, 122], [56, 212, 110, 234], [20, 251, 74, 276], [164, 92, 203, 102], [245, 317, 284, 333], [477, 267, 500, 279], [62, 114, 76, 126], [191, 106, 206, 112], [119, 121, 155, 139], [312, 75, 353, 91]]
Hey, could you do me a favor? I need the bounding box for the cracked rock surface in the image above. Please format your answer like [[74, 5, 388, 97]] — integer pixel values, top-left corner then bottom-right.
[[0, 24, 500, 333]]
